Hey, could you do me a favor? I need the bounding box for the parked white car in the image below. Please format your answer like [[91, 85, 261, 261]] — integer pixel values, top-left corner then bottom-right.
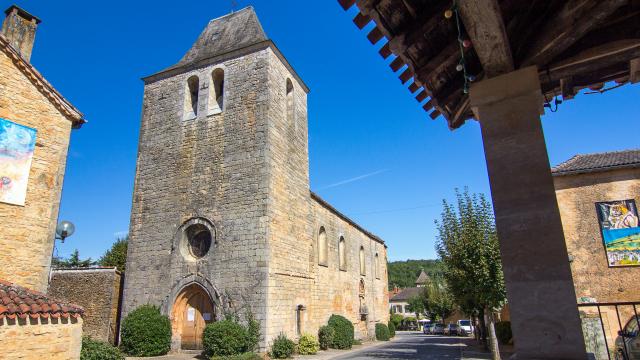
[[457, 319, 473, 336]]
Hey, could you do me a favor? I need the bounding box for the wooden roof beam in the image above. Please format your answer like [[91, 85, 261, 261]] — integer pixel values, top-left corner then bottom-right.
[[338, 0, 356, 10], [631, 58, 640, 83], [457, 0, 514, 78], [522, 0, 628, 67]]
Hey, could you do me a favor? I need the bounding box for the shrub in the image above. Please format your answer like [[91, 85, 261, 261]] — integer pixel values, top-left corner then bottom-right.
[[270, 333, 295, 359], [328, 314, 354, 349], [318, 325, 335, 350], [297, 333, 320, 355], [390, 314, 403, 329], [495, 321, 512, 345], [388, 321, 396, 338], [120, 305, 171, 356], [81, 337, 124, 360], [352, 339, 363, 345], [203, 320, 249, 357], [210, 353, 262, 360], [375, 323, 390, 341], [246, 312, 261, 352]]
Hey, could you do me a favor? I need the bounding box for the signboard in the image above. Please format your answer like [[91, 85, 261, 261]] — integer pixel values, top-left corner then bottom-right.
[[187, 307, 195, 322], [0, 118, 36, 206], [595, 200, 640, 267]]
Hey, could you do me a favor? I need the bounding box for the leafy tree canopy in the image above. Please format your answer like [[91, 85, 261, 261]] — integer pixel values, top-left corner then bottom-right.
[[52, 249, 95, 268], [99, 236, 128, 272]]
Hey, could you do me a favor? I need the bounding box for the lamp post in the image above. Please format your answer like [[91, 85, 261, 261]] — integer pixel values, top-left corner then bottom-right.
[[49, 220, 75, 284]]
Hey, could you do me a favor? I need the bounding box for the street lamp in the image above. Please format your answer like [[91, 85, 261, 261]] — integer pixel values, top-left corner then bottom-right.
[[55, 220, 75, 243]]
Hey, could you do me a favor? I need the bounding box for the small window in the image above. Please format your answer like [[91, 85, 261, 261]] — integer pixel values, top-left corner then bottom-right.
[[184, 75, 199, 119], [185, 223, 211, 258], [338, 237, 346, 271], [208, 68, 224, 115], [359, 246, 366, 276], [318, 227, 327, 266], [375, 253, 380, 279], [286, 78, 294, 123]]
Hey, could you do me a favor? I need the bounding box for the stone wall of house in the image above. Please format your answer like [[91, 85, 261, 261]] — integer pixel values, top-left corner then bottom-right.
[[49, 268, 122, 344], [554, 167, 640, 302], [0, 49, 73, 293], [0, 317, 82, 360], [122, 48, 272, 350]]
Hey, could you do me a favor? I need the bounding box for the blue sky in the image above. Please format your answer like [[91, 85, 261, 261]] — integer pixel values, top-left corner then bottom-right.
[[12, 1, 639, 262]]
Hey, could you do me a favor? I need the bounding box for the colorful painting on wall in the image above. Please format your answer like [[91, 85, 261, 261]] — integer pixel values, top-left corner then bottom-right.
[[595, 199, 640, 267], [0, 118, 37, 206]]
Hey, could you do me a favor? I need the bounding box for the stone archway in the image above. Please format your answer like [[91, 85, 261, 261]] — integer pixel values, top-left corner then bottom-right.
[[171, 283, 216, 350]]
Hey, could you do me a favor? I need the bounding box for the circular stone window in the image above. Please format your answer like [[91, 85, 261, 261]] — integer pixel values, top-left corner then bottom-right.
[[184, 224, 212, 259]]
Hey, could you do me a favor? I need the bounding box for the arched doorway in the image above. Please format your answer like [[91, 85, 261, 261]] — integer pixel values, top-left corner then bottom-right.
[[172, 284, 215, 350]]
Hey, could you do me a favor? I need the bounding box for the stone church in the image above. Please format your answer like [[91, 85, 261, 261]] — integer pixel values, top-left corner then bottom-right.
[[122, 7, 389, 351]]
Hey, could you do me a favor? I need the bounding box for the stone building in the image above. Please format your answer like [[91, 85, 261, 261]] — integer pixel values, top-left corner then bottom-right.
[[389, 270, 429, 318], [49, 268, 123, 344], [0, 5, 85, 293], [0, 5, 85, 359], [122, 7, 388, 351]]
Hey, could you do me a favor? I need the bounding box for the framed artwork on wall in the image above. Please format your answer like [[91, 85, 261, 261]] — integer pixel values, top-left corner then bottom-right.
[[595, 199, 640, 267], [0, 118, 37, 206]]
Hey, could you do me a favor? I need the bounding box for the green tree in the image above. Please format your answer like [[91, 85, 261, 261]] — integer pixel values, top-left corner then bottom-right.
[[406, 295, 425, 320], [99, 236, 128, 272], [424, 280, 455, 323], [435, 188, 506, 360], [387, 259, 444, 289], [53, 249, 95, 268]]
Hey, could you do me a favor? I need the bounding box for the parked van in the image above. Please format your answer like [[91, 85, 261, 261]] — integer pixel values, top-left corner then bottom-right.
[[457, 319, 473, 336]]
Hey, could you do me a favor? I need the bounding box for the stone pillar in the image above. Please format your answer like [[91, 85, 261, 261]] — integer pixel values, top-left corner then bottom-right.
[[469, 66, 587, 359]]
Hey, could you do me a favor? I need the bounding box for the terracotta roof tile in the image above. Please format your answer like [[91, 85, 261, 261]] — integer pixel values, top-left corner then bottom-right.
[[0, 279, 83, 320]]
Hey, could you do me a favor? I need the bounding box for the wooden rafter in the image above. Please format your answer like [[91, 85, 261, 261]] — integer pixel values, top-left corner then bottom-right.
[[457, 0, 514, 77]]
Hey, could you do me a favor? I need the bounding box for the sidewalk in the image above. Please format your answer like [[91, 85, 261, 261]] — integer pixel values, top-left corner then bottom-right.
[[294, 337, 398, 360]]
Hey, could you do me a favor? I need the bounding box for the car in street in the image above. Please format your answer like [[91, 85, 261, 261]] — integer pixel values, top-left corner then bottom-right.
[[615, 316, 640, 360], [444, 323, 460, 336], [457, 319, 473, 336], [423, 323, 434, 335], [433, 323, 445, 335]]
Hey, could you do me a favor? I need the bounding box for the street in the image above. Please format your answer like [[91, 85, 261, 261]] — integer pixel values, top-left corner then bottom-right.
[[330, 332, 493, 360]]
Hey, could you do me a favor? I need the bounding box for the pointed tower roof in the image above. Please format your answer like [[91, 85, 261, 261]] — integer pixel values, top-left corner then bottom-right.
[[415, 269, 430, 286], [175, 7, 267, 69]]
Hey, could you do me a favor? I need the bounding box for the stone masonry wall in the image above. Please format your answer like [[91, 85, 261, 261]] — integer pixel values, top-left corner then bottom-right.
[[264, 48, 389, 345], [49, 268, 121, 343], [0, 317, 83, 360], [122, 49, 272, 349], [554, 167, 640, 302], [0, 49, 73, 292]]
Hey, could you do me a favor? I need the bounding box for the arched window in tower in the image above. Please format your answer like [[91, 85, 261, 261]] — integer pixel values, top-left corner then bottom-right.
[[339, 236, 346, 271], [286, 78, 294, 123], [209, 68, 224, 115], [318, 227, 327, 266], [375, 253, 380, 279], [359, 246, 366, 276], [184, 75, 199, 119]]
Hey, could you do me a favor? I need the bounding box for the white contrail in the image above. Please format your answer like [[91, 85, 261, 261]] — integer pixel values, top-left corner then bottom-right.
[[317, 169, 389, 190]]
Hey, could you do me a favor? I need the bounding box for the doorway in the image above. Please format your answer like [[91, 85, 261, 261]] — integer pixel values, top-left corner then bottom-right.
[[172, 284, 215, 350]]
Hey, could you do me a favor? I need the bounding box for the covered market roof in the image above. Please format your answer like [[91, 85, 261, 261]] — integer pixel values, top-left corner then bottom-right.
[[337, 0, 640, 129]]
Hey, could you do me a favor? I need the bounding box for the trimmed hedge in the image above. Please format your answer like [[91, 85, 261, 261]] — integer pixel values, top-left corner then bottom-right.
[[120, 305, 171, 356], [328, 314, 354, 349], [210, 353, 262, 360], [297, 333, 320, 355], [80, 337, 124, 360], [388, 321, 396, 338], [495, 321, 512, 345], [318, 325, 335, 350], [203, 320, 249, 357], [375, 323, 390, 341], [270, 333, 295, 359]]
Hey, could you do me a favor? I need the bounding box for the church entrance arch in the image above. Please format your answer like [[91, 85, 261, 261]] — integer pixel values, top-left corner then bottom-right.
[[171, 283, 215, 350]]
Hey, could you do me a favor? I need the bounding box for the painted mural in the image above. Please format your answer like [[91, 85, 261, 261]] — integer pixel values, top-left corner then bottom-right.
[[0, 118, 37, 206], [596, 200, 640, 267]]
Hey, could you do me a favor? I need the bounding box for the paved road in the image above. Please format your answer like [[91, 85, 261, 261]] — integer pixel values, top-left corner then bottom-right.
[[330, 332, 489, 360]]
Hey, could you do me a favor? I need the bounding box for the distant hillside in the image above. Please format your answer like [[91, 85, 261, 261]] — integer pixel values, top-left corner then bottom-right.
[[387, 259, 443, 290]]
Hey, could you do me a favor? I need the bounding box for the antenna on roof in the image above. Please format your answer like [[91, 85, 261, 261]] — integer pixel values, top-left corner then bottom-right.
[[230, 0, 238, 13]]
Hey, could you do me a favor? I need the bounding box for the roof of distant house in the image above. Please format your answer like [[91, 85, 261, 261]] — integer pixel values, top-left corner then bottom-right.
[[390, 287, 423, 302], [552, 149, 640, 176], [0, 279, 84, 320], [415, 270, 430, 285]]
